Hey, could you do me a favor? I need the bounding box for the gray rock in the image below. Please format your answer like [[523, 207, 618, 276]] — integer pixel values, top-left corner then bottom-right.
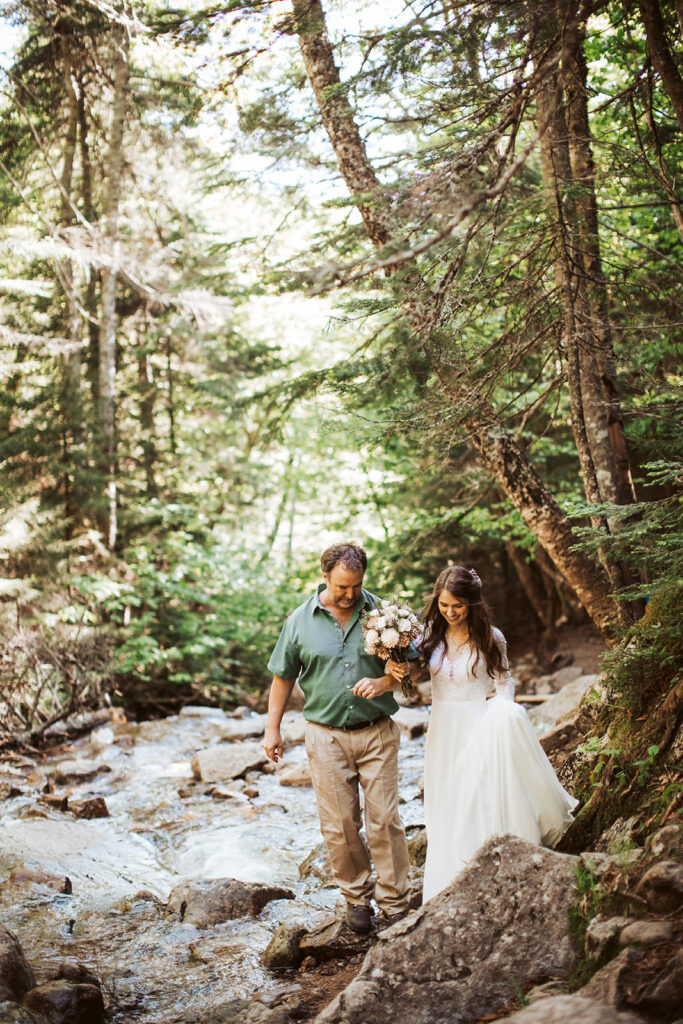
[[277, 762, 312, 787], [217, 716, 267, 742], [261, 921, 308, 970], [635, 859, 683, 913], [185, 998, 291, 1023], [299, 842, 332, 884], [314, 836, 578, 1024], [191, 743, 268, 782], [594, 817, 640, 855], [281, 712, 306, 747], [495, 994, 646, 1023], [636, 948, 683, 1019], [392, 708, 428, 739], [179, 705, 227, 719], [586, 916, 631, 959], [581, 946, 683, 1020], [525, 980, 567, 1003], [299, 915, 375, 963], [165, 878, 294, 927], [0, 1002, 46, 1023], [619, 920, 674, 947], [0, 924, 35, 1003], [530, 675, 600, 731], [579, 948, 645, 1010], [50, 760, 111, 786], [645, 824, 680, 858], [23, 981, 105, 1024]]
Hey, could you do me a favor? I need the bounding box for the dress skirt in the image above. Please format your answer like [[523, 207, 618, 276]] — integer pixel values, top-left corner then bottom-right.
[[422, 695, 578, 902]]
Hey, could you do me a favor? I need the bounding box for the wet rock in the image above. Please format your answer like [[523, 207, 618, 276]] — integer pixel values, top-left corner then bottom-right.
[[406, 827, 427, 867], [277, 762, 312, 787], [219, 716, 267, 742], [586, 916, 631, 959], [314, 836, 578, 1024], [191, 743, 268, 783], [6, 869, 72, 895], [261, 921, 308, 970], [243, 786, 259, 799], [210, 786, 246, 801], [392, 708, 428, 739], [0, 924, 35, 1002], [635, 860, 683, 913], [184, 997, 291, 1023], [179, 705, 227, 720], [0, 1002, 46, 1023], [298, 915, 375, 964], [23, 981, 105, 1024], [495, 994, 646, 1023], [298, 842, 332, 885], [37, 795, 70, 813], [619, 920, 673, 947], [165, 878, 295, 927], [0, 784, 23, 800], [57, 963, 100, 987], [50, 761, 111, 786], [72, 797, 109, 819], [645, 824, 680, 858]]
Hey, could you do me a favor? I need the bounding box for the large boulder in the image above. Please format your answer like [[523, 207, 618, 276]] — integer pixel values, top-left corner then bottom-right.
[[528, 675, 599, 732], [315, 836, 578, 1024], [191, 744, 268, 783], [165, 878, 294, 927], [0, 924, 35, 1003], [635, 859, 683, 913], [579, 946, 683, 1020], [23, 981, 105, 1024], [299, 916, 376, 964], [495, 994, 645, 1023], [261, 921, 308, 970]]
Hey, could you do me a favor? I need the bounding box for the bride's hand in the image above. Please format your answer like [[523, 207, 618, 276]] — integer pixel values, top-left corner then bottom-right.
[[385, 659, 409, 682]]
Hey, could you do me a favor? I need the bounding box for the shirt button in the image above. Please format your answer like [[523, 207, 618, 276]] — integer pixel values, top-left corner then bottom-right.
[[344, 662, 350, 668]]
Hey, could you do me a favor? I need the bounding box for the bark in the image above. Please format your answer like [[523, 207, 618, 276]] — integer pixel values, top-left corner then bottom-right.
[[292, 0, 621, 637], [558, 1, 636, 507], [638, 0, 683, 133], [137, 320, 157, 497], [505, 540, 555, 633], [57, 32, 84, 533], [98, 23, 129, 550], [78, 79, 100, 407]]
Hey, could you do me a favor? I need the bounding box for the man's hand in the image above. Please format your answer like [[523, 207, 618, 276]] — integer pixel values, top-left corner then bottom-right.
[[264, 727, 284, 762], [352, 676, 389, 699]]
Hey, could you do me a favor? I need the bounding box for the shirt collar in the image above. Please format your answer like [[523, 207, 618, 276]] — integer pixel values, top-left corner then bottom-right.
[[313, 583, 373, 614]]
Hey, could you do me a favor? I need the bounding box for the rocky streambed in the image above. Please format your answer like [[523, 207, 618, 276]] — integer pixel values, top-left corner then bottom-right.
[[1, 652, 680, 1024]]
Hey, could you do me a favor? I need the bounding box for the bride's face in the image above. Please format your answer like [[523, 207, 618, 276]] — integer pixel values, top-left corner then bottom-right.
[[437, 590, 468, 626]]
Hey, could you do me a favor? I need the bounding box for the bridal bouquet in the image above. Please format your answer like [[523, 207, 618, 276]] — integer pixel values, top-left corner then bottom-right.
[[362, 600, 422, 699]]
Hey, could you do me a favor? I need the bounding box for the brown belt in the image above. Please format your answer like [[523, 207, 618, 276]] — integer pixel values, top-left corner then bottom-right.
[[312, 713, 389, 733]]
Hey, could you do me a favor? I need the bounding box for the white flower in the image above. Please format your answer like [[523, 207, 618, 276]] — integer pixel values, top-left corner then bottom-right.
[[365, 628, 379, 647], [397, 618, 411, 633], [374, 616, 386, 630], [380, 627, 400, 648]]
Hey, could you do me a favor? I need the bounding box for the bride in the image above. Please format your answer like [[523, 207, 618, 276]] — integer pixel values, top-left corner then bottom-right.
[[389, 565, 578, 902]]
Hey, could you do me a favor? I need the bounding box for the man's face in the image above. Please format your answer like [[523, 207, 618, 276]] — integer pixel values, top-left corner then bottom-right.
[[323, 563, 365, 610]]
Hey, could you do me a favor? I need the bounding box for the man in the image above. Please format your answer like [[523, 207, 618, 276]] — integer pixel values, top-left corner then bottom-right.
[[264, 542, 412, 933]]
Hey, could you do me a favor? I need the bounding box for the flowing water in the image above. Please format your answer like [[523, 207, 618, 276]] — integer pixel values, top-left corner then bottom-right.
[[0, 708, 427, 1022]]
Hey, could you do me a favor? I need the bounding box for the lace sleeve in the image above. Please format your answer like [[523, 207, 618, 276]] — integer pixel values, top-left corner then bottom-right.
[[493, 628, 515, 700]]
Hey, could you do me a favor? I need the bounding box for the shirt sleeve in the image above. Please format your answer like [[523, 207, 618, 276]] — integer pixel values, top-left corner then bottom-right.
[[267, 614, 302, 681], [492, 628, 515, 701]]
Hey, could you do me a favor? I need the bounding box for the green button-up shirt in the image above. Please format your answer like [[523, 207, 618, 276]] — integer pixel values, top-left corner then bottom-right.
[[267, 585, 402, 727]]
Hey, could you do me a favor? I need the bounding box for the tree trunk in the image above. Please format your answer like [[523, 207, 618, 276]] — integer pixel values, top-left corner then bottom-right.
[[98, 23, 129, 550], [137, 319, 157, 497], [78, 78, 100, 409], [638, 0, 683, 133], [558, 1, 636, 508], [293, 0, 621, 637], [57, 32, 84, 535], [504, 540, 555, 633]]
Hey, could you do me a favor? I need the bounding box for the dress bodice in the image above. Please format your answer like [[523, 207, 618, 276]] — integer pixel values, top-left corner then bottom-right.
[[428, 627, 515, 704]]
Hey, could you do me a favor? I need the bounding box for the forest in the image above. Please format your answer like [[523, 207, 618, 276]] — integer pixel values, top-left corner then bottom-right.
[[0, 0, 680, 734], [0, 3, 681, 1023]]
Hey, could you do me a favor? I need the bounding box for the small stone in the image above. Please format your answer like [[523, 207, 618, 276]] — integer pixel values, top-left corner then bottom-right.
[[646, 824, 680, 858], [191, 744, 267, 783], [50, 761, 111, 785], [392, 707, 428, 739], [635, 859, 683, 913], [619, 920, 673, 947], [298, 915, 376, 963], [585, 916, 630, 959], [298, 841, 332, 884], [243, 787, 259, 799], [406, 828, 427, 867], [165, 878, 294, 928], [57, 962, 100, 987], [277, 762, 312, 787], [73, 797, 109, 819], [24, 980, 105, 1024], [38, 794, 70, 812], [262, 921, 308, 970]]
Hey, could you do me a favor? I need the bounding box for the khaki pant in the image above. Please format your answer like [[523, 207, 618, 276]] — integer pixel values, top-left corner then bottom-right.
[[304, 717, 410, 913]]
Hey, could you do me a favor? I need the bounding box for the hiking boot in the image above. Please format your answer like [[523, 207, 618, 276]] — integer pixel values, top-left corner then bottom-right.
[[345, 902, 373, 933]]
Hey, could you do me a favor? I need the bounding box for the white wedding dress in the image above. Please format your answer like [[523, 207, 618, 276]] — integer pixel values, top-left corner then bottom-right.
[[422, 628, 578, 901]]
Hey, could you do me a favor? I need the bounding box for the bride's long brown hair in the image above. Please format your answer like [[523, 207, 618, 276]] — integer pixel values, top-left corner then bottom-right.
[[420, 566, 504, 678]]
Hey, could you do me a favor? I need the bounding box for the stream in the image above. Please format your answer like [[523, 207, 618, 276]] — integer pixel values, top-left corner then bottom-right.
[[0, 707, 428, 1022]]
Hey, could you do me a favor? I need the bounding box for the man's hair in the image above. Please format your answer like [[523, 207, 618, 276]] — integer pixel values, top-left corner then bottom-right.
[[320, 542, 367, 576]]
